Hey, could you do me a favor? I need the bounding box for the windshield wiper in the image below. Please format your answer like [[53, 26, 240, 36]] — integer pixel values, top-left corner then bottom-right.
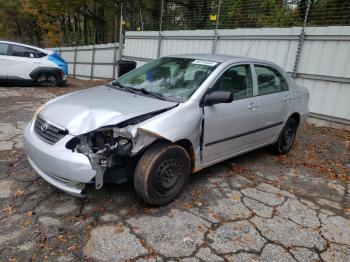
[[113, 81, 139, 95], [138, 88, 167, 101], [113, 81, 167, 101]]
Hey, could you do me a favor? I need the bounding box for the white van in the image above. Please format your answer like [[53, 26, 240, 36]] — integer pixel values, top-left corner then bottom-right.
[[0, 40, 68, 86]]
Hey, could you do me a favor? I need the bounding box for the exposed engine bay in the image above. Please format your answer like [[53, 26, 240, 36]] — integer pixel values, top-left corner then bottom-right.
[[65, 108, 175, 190]]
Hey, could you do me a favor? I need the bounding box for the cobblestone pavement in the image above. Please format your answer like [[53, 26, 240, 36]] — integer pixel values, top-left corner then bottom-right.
[[0, 80, 349, 261]]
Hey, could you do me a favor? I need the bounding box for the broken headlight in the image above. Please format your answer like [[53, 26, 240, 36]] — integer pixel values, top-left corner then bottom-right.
[[67, 127, 133, 157]]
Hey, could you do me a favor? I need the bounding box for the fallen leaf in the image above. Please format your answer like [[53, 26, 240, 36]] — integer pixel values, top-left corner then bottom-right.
[[232, 194, 240, 201], [1, 205, 16, 215], [13, 189, 25, 197], [115, 223, 124, 233], [67, 245, 77, 251]]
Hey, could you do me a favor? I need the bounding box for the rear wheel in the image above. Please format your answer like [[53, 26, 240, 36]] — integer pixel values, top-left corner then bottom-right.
[[134, 142, 191, 206], [37, 73, 57, 87], [272, 118, 297, 154]]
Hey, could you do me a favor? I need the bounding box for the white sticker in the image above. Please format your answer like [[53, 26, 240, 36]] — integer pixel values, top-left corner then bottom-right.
[[192, 60, 218, 66]]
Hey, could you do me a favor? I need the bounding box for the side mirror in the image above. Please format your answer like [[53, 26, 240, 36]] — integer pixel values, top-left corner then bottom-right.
[[205, 91, 233, 106]]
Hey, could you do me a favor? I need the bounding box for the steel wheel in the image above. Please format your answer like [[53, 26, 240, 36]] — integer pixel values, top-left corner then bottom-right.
[[134, 142, 190, 206], [273, 118, 297, 154]]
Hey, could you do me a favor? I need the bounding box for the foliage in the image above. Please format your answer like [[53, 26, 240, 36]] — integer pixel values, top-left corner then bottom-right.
[[0, 0, 349, 47]]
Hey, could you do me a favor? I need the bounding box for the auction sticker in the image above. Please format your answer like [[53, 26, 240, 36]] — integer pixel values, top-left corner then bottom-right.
[[192, 60, 218, 66]]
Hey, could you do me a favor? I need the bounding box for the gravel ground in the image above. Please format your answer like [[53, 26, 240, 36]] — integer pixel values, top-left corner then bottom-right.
[[0, 78, 349, 261]]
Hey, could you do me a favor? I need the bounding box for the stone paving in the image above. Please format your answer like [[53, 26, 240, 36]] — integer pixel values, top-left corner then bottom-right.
[[0, 80, 349, 261]]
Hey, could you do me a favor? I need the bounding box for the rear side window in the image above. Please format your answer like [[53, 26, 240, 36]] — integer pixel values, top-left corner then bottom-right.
[[255, 65, 288, 95], [11, 45, 40, 58], [0, 43, 9, 55]]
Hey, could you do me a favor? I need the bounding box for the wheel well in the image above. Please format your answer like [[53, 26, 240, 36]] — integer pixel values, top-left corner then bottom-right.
[[289, 113, 300, 127], [175, 139, 195, 172]]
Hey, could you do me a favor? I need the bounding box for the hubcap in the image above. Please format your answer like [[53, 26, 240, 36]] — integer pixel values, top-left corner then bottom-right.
[[154, 159, 181, 195], [283, 126, 294, 146]]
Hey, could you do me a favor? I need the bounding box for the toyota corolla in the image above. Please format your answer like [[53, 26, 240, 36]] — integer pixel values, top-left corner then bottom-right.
[[23, 54, 308, 205]]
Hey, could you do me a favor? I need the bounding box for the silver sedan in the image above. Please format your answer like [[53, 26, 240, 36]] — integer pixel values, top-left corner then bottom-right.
[[23, 54, 309, 205]]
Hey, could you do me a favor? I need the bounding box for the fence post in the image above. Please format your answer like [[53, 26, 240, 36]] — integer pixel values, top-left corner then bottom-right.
[[113, 14, 118, 79], [211, 0, 222, 54], [116, 2, 123, 78], [73, 46, 77, 78], [292, 0, 311, 78], [157, 0, 164, 58], [90, 45, 95, 80]]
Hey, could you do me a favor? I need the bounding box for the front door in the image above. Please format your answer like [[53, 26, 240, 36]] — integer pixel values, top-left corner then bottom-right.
[[253, 64, 291, 145], [0, 43, 10, 79], [6, 44, 39, 80], [202, 64, 258, 165]]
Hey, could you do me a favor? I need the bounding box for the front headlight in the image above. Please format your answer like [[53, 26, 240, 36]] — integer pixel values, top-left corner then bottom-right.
[[67, 127, 133, 157]]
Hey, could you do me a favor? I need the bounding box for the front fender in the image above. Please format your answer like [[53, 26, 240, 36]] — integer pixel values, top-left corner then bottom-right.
[[135, 101, 203, 169]]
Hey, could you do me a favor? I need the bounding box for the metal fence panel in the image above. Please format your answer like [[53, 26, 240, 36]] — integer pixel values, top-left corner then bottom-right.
[[51, 43, 119, 79], [296, 78, 350, 121], [299, 27, 350, 78], [123, 31, 159, 60], [52, 26, 350, 124], [75, 64, 92, 78]]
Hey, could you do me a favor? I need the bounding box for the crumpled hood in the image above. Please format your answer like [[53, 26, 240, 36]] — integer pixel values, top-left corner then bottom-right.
[[40, 85, 177, 135]]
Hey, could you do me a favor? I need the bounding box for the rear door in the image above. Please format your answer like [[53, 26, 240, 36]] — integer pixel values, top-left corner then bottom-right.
[[202, 64, 258, 165], [0, 42, 10, 79], [253, 64, 291, 145]]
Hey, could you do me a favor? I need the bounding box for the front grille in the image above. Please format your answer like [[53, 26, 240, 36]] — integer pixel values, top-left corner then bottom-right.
[[34, 115, 67, 144]]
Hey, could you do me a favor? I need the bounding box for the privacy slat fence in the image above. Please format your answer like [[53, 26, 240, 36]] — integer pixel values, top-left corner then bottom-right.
[[54, 26, 350, 127], [53, 43, 120, 80]]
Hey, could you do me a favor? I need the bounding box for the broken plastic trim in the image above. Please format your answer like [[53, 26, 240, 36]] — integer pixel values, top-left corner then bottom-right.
[[71, 105, 178, 190]]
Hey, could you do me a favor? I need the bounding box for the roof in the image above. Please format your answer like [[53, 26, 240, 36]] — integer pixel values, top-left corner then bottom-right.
[[166, 53, 281, 69], [166, 53, 241, 63], [0, 40, 48, 53]]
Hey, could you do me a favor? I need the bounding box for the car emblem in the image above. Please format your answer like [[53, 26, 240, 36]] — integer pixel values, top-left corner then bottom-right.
[[40, 122, 49, 132]]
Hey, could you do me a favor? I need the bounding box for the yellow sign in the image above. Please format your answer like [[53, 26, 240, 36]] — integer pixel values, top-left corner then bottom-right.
[[210, 14, 217, 21]]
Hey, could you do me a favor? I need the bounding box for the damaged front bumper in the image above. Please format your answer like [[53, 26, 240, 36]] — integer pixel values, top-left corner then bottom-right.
[[23, 122, 96, 197]]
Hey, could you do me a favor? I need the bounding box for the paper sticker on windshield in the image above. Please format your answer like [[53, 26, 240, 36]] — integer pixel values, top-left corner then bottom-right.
[[192, 60, 217, 66]]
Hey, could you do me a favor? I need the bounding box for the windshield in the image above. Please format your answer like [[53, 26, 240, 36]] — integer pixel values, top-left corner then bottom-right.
[[113, 57, 219, 102]]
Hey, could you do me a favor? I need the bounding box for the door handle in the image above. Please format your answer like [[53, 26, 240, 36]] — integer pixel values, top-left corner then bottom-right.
[[283, 97, 291, 102], [248, 102, 256, 110]]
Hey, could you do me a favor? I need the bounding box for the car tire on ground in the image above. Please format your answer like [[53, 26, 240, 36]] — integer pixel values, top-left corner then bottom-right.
[[134, 142, 191, 206], [37, 73, 57, 87], [272, 118, 297, 155]]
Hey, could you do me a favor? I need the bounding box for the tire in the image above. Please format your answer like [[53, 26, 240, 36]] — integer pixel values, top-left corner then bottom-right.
[[272, 118, 297, 155], [134, 142, 191, 206], [37, 73, 57, 87]]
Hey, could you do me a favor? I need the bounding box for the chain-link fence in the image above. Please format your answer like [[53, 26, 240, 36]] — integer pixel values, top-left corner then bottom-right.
[[125, 0, 350, 32], [2, 0, 349, 47]]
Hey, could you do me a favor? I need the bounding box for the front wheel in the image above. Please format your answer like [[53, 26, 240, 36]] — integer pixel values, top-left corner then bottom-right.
[[134, 142, 191, 206], [272, 118, 297, 154]]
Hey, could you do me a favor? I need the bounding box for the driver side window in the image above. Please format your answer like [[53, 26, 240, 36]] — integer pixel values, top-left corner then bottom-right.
[[211, 65, 253, 100]]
